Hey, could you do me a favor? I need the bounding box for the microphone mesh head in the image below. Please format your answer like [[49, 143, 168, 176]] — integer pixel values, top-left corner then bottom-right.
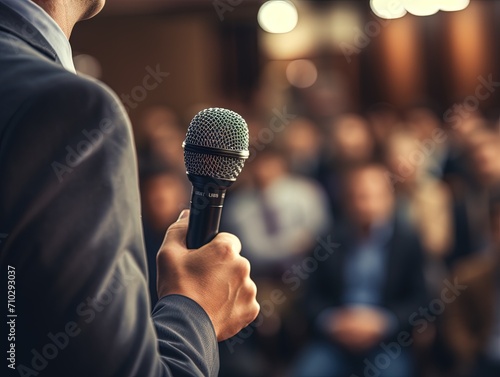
[[183, 108, 249, 181]]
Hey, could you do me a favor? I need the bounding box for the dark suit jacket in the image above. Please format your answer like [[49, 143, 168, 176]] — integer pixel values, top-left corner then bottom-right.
[[444, 252, 499, 372], [305, 217, 427, 341], [0, 4, 218, 376]]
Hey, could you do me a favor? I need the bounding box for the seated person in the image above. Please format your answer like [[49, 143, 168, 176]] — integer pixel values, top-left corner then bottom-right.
[[445, 195, 500, 377], [293, 163, 427, 377]]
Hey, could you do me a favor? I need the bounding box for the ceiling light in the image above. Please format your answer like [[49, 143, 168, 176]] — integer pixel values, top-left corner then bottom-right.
[[258, 1, 298, 34]]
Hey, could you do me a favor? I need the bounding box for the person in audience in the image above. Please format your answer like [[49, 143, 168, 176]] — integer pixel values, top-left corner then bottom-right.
[[405, 104, 448, 178], [319, 113, 376, 220], [445, 195, 500, 377], [294, 72, 351, 129], [279, 117, 324, 179], [442, 114, 487, 189], [293, 163, 427, 377], [385, 131, 456, 376], [223, 147, 332, 276], [366, 103, 402, 157], [385, 131, 453, 263], [446, 127, 500, 266]]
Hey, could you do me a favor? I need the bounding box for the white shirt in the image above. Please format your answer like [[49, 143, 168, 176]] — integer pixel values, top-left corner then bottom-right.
[[225, 175, 332, 266], [1, 0, 76, 73]]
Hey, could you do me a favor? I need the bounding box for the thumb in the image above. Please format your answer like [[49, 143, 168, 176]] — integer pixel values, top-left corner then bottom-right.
[[177, 209, 189, 221]]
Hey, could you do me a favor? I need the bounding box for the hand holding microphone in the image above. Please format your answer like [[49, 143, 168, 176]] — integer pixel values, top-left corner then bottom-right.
[[156, 108, 259, 341]]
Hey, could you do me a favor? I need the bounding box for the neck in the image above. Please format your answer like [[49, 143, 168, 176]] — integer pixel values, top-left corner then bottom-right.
[[31, 0, 98, 39], [31, 0, 73, 38]]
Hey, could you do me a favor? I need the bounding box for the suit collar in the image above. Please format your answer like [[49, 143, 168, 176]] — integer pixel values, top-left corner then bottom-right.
[[0, 2, 60, 65]]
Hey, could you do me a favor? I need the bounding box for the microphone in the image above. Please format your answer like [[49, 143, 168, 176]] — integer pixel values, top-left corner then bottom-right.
[[182, 108, 249, 249]]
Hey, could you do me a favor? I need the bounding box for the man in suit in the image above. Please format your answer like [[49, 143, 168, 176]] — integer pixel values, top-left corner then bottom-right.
[[293, 163, 427, 377], [0, 1, 259, 376]]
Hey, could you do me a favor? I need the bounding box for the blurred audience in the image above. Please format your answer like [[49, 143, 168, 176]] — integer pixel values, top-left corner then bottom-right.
[[133, 84, 500, 377], [293, 163, 427, 377]]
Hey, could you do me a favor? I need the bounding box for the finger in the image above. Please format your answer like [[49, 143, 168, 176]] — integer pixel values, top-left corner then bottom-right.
[[177, 209, 190, 221], [244, 299, 260, 326], [162, 209, 190, 249], [208, 232, 242, 255]]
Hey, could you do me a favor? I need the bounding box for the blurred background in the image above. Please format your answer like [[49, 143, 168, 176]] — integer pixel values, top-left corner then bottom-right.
[[72, 1, 500, 376]]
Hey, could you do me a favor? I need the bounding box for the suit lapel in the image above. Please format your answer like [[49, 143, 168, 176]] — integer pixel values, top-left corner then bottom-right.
[[0, 2, 60, 64]]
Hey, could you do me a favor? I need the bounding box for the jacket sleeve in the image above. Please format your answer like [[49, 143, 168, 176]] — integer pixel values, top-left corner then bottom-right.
[[0, 74, 218, 377]]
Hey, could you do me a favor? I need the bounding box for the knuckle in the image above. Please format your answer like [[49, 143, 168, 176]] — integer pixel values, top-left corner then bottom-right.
[[239, 280, 255, 300], [210, 237, 234, 258], [245, 280, 258, 299], [215, 232, 241, 253], [245, 301, 260, 323], [235, 257, 251, 277]]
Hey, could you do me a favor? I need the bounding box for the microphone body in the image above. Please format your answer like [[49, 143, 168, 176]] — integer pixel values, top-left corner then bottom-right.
[[186, 175, 231, 249], [182, 108, 249, 249]]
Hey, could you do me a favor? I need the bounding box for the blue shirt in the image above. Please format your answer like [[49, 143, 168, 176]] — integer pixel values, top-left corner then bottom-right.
[[316, 221, 398, 335], [342, 222, 393, 305], [1, 0, 75, 72]]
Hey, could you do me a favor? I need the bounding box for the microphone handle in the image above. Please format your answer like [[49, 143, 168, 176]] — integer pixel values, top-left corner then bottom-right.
[[186, 182, 227, 249]]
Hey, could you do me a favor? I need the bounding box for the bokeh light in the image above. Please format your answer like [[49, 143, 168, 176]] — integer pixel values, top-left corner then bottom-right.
[[439, 0, 470, 12], [286, 59, 318, 88], [73, 54, 102, 79], [258, 0, 298, 34], [370, 0, 407, 20], [404, 0, 439, 16]]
